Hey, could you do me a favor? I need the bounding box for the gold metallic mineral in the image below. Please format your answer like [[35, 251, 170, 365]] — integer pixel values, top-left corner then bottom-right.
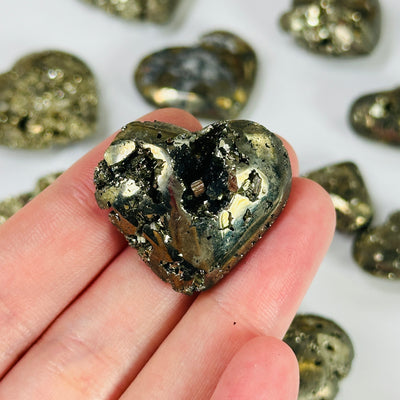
[[94, 120, 291, 294], [81, 0, 180, 23], [305, 162, 373, 233], [0, 50, 98, 149], [280, 0, 381, 56], [0, 172, 62, 224], [353, 211, 400, 280], [350, 86, 400, 145], [134, 31, 257, 119], [284, 314, 354, 400]]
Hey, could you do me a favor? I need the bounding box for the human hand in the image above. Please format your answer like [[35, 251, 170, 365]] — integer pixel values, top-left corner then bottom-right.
[[0, 109, 335, 399]]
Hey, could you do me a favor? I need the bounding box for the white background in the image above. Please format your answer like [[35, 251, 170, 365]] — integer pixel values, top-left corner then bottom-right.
[[0, 1, 399, 398]]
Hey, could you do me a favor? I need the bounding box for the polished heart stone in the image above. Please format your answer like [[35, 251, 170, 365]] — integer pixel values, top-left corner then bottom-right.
[[350, 86, 400, 145], [304, 161, 373, 233], [284, 314, 354, 400], [94, 120, 291, 294], [0, 50, 98, 149], [81, 0, 180, 23], [0, 172, 62, 224], [280, 0, 381, 56], [353, 211, 400, 279], [134, 31, 257, 119]]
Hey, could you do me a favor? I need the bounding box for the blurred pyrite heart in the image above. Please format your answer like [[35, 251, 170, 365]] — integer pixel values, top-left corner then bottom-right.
[[280, 0, 381, 56], [353, 211, 400, 280], [94, 120, 291, 294], [284, 314, 354, 400], [349, 86, 400, 145], [134, 31, 257, 119], [0, 50, 98, 149]]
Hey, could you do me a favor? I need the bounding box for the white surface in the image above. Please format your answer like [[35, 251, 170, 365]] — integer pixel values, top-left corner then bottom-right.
[[0, 1, 399, 398]]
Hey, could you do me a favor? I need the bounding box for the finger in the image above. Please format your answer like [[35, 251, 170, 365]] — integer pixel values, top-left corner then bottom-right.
[[0, 108, 202, 377], [211, 336, 299, 400], [121, 178, 335, 399]]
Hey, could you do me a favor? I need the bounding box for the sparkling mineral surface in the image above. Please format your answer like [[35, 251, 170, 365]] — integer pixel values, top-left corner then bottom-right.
[[134, 31, 257, 119], [280, 0, 381, 56], [81, 0, 180, 23], [94, 120, 291, 294], [284, 314, 354, 400], [0, 172, 62, 224], [349, 86, 400, 145], [0, 50, 98, 149], [305, 162, 373, 233], [353, 211, 400, 279]]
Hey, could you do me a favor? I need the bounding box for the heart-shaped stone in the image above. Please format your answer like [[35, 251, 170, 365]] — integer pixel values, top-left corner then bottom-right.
[[0, 50, 98, 149], [353, 211, 400, 279], [280, 0, 381, 56], [134, 31, 257, 119], [304, 161, 373, 233], [350, 86, 400, 145], [81, 0, 180, 23], [94, 120, 291, 294], [284, 314, 354, 400]]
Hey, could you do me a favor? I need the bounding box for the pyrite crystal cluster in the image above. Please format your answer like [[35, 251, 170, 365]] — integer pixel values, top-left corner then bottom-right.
[[304, 162, 373, 233], [81, 0, 180, 23], [280, 0, 381, 56], [94, 120, 291, 294], [0, 50, 98, 149], [0, 172, 61, 224], [350, 86, 400, 145], [134, 31, 257, 119], [353, 211, 400, 280], [284, 314, 354, 400]]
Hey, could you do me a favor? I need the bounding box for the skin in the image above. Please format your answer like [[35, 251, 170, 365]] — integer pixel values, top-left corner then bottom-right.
[[0, 108, 335, 399]]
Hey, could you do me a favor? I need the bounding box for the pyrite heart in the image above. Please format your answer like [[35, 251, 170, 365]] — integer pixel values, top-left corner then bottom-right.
[[134, 31, 257, 119], [304, 161, 373, 233], [284, 314, 354, 400], [94, 120, 291, 294], [350, 86, 400, 145], [280, 0, 381, 57], [353, 211, 400, 280], [0, 50, 98, 149]]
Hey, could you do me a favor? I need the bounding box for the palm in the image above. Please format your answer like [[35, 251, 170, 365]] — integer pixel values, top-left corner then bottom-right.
[[0, 109, 334, 399]]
